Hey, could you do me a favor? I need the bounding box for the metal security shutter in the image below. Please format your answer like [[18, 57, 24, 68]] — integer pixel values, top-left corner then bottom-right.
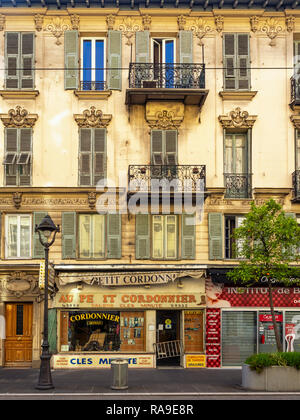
[[222, 311, 257, 366], [285, 312, 300, 352]]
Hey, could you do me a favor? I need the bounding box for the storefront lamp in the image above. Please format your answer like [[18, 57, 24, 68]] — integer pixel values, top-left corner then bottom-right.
[[35, 215, 60, 390]]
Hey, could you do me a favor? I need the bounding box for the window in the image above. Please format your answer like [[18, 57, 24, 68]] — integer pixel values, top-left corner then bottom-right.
[[4, 128, 32, 186], [79, 128, 106, 186], [223, 33, 250, 90], [151, 130, 177, 166], [62, 212, 121, 259], [5, 32, 35, 89], [81, 37, 105, 90], [5, 214, 31, 258], [225, 215, 245, 259], [296, 130, 300, 170], [152, 215, 178, 259]]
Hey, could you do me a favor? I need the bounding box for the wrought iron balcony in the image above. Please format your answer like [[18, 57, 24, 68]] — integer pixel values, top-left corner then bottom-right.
[[128, 165, 206, 193], [224, 173, 252, 199], [80, 81, 108, 91], [292, 170, 300, 201], [290, 76, 300, 110], [128, 63, 205, 89]]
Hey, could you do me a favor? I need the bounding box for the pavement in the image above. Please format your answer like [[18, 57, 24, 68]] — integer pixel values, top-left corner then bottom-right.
[[0, 367, 300, 401]]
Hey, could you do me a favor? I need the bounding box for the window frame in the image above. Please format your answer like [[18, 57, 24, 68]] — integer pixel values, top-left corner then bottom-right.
[[151, 214, 178, 260], [80, 36, 106, 89], [224, 214, 246, 260], [5, 213, 32, 259], [78, 213, 106, 259], [223, 32, 250, 91]]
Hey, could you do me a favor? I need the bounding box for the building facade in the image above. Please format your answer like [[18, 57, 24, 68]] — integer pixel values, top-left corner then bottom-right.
[[0, 0, 300, 369]]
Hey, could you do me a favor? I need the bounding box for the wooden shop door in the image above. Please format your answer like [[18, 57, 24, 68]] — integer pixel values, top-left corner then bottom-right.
[[5, 303, 33, 366]]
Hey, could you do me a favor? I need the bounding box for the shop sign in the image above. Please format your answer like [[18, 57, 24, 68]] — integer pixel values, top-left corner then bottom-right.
[[186, 355, 206, 368], [54, 292, 205, 309], [53, 354, 154, 369], [39, 261, 55, 291], [259, 314, 283, 323]]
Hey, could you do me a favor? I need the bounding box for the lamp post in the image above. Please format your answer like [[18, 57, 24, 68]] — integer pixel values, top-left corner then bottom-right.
[[35, 214, 60, 390]]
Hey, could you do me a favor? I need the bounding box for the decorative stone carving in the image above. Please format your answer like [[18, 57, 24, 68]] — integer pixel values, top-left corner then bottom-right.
[[145, 102, 184, 130], [119, 17, 141, 46], [190, 17, 212, 46], [12, 192, 22, 209], [250, 15, 260, 33], [70, 14, 80, 30], [44, 17, 70, 46], [34, 14, 44, 32], [1, 272, 38, 298], [177, 15, 187, 31], [218, 107, 257, 129], [0, 106, 38, 128], [215, 15, 224, 33], [290, 115, 300, 130], [286, 16, 295, 33], [261, 17, 283, 46], [74, 106, 112, 128], [88, 192, 97, 209], [142, 14, 152, 31], [0, 14, 6, 31], [106, 14, 116, 30]]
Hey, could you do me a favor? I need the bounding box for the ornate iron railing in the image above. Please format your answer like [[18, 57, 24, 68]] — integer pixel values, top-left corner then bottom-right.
[[291, 76, 300, 104], [128, 165, 206, 193], [80, 81, 107, 91], [224, 173, 252, 199], [292, 170, 300, 200], [128, 63, 205, 89]]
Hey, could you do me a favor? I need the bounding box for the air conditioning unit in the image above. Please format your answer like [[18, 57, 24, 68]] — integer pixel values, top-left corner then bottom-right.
[[142, 80, 158, 88]]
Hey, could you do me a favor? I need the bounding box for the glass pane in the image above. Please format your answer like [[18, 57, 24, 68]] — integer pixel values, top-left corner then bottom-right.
[[20, 216, 30, 258], [16, 305, 23, 335], [166, 215, 177, 258], [92, 214, 105, 258], [95, 40, 104, 89], [224, 136, 233, 173], [7, 216, 18, 258], [258, 311, 283, 354], [297, 136, 300, 170], [285, 311, 300, 352], [79, 215, 91, 258], [152, 215, 163, 258], [235, 135, 246, 173], [82, 40, 92, 87]]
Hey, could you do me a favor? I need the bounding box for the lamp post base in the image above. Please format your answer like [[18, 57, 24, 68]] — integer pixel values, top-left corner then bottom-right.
[[36, 353, 54, 390]]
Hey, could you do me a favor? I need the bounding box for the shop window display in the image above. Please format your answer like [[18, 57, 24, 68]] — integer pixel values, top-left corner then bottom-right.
[[60, 310, 145, 352]]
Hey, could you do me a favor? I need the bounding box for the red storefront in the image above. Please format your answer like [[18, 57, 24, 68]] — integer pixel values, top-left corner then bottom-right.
[[205, 277, 300, 368]]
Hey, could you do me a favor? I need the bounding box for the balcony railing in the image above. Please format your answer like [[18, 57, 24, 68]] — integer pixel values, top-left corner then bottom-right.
[[290, 76, 300, 108], [128, 63, 205, 89], [224, 173, 252, 199], [128, 165, 206, 193], [80, 81, 108, 91], [292, 170, 300, 201]]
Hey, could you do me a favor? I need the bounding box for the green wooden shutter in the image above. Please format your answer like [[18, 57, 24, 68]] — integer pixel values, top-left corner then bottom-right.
[[181, 213, 196, 259], [33, 212, 47, 259], [19, 128, 32, 186], [136, 214, 150, 259], [79, 128, 92, 186], [165, 130, 178, 165], [4, 128, 18, 186], [151, 130, 164, 165], [5, 32, 20, 89], [135, 31, 150, 63], [62, 212, 77, 259], [48, 308, 57, 354], [179, 30, 193, 64], [237, 34, 250, 90], [94, 128, 107, 185], [20, 32, 34, 89], [107, 214, 121, 258], [208, 213, 223, 260], [64, 30, 79, 90], [294, 41, 300, 79], [223, 33, 236, 90], [108, 30, 122, 90]]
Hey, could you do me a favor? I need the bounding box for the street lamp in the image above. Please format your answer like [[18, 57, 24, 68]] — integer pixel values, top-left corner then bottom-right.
[[35, 214, 60, 390]]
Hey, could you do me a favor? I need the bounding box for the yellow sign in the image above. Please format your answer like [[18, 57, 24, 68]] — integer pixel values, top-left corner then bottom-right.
[[186, 355, 206, 368], [53, 354, 154, 369], [39, 261, 45, 289]]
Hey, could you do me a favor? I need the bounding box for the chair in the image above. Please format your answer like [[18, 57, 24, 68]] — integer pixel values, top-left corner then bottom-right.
[[83, 331, 106, 351]]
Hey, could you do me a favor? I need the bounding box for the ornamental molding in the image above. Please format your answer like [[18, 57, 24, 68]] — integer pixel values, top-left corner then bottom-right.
[[43, 16, 70, 45], [290, 115, 300, 130], [74, 106, 112, 128], [286, 16, 295, 33], [34, 14, 44, 32], [106, 14, 116, 30], [178, 15, 187, 31], [12, 192, 23, 209], [0, 106, 38, 128], [261, 17, 283, 46], [0, 14, 6, 31], [88, 191, 97, 209], [214, 15, 224, 33], [189, 17, 212, 46], [1, 272, 38, 298], [147, 110, 183, 130], [70, 14, 80, 30], [119, 17, 142, 46], [218, 107, 257, 129]]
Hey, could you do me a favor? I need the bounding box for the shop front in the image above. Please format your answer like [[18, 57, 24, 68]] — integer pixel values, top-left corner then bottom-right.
[[52, 270, 206, 369], [205, 277, 300, 368]]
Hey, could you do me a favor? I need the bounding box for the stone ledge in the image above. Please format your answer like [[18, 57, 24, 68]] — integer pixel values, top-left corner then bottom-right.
[[219, 91, 257, 101], [74, 90, 112, 100], [0, 90, 39, 100]]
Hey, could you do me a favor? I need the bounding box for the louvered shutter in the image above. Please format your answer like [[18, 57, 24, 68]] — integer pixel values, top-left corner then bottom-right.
[[64, 30, 79, 90], [179, 30, 193, 64], [165, 130, 178, 165], [108, 30, 122, 90], [21, 33, 34, 89], [79, 128, 92, 186], [107, 214, 121, 258], [94, 128, 106, 185], [5, 32, 20, 89], [294, 41, 300, 94], [48, 308, 57, 354], [62, 212, 77, 259], [5, 128, 18, 186], [135, 31, 150, 63], [19, 128, 32, 186], [136, 214, 150, 259], [208, 213, 223, 260], [181, 213, 196, 259], [33, 212, 47, 259], [223, 33, 236, 90], [151, 130, 164, 165], [237, 34, 250, 90]]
